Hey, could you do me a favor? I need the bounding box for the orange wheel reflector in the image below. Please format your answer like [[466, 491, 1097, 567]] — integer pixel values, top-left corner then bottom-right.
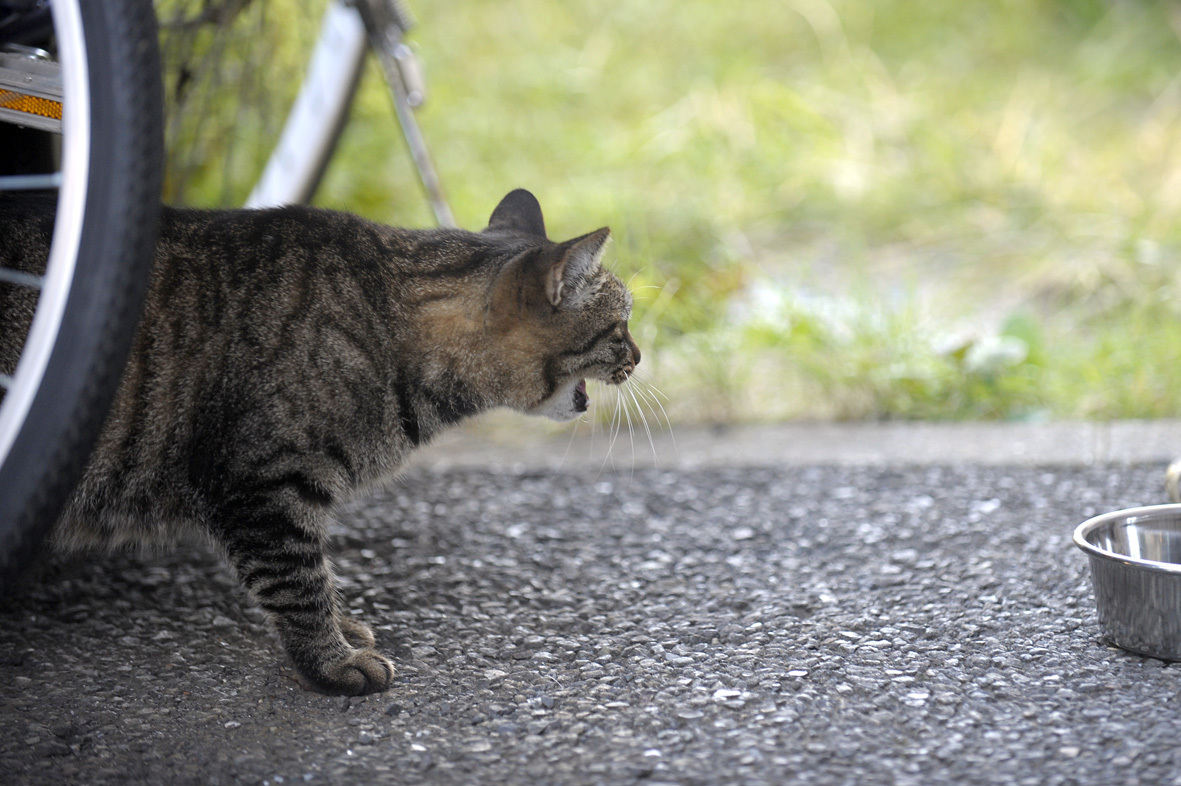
[[0, 89, 62, 121]]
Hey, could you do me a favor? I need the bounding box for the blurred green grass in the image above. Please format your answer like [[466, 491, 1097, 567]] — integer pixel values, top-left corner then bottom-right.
[[199, 0, 1181, 423]]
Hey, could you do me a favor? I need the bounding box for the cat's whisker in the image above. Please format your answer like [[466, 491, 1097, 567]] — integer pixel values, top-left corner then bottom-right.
[[560, 412, 584, 468], [617, 384, 635, 472], [621, 385, 637, 474], [584, 402, 595, 456], [636, 378, 674, 433], [631, 369, 670, 402], [599, 383, 625, 475], [630, 372, 675, 441], [618, 389, 637, 481], [595, 398, 610, 474], [624, 380, 659, 467], [618, 372, 666, 422]]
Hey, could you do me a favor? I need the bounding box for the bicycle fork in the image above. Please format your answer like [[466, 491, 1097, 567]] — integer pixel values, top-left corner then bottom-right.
[[352, 0, 455, 228], [247, 0, 454, 227]]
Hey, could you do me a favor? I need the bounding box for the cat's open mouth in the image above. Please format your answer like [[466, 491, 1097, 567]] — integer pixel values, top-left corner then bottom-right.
[[573, 379, 589, 412]]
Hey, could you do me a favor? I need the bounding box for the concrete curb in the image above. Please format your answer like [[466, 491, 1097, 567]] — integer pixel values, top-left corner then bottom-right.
[[409, 418, 1181, 472]]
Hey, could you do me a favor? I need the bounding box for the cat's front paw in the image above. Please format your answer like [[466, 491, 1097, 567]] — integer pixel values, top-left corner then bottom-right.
[[302, 649, 395, 696]]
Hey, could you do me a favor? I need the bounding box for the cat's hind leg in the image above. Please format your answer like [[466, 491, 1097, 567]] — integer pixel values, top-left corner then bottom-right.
[[211, 489, 393, 696]]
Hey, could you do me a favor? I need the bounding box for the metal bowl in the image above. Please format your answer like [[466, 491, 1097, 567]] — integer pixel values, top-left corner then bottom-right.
[[1074, 504, 1181, 661]]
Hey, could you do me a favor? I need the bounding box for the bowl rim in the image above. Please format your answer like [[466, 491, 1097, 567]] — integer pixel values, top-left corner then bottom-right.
[[1073, 503, 1181, 574]]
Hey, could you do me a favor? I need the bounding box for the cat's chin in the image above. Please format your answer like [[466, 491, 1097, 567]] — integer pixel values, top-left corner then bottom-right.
[[529, 378, 589, 421]]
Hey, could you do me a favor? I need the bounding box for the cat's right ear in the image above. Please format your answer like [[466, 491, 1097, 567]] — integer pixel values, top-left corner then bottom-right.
[[545, 227, 610, 308], [486, 189, 547, 238]]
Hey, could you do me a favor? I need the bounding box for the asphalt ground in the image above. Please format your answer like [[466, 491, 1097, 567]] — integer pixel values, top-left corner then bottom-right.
[[3, 421, 1181, 785]]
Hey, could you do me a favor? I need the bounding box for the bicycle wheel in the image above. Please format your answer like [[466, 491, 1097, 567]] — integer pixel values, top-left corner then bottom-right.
[[0, 0, 164, 591], [155, 0, 367, 208], [158, 0, 452, 222]]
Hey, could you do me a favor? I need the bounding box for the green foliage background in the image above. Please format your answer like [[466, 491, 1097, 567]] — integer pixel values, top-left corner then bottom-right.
[[173, 0, 1181, 423]]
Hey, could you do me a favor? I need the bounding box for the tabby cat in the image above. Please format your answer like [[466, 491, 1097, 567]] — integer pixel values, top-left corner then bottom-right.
[[0, 189, 640, 695]]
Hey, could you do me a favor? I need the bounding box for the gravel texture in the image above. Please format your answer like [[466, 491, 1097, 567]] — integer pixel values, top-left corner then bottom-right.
[[2, 461, 1180, 785]]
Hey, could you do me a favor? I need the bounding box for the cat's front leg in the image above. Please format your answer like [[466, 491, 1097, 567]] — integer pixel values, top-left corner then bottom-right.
[[211, 492, 394, 696]]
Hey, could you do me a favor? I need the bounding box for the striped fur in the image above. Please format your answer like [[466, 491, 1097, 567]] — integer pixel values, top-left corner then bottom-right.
[[0, 189, 639, 695]]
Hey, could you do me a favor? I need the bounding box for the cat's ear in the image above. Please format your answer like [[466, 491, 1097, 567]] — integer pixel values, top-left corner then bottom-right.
[[486, 188, 547, 238], [546, 228, 610, 308]]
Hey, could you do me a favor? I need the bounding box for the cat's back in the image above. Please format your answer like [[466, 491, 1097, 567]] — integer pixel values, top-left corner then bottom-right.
[[138, 204, 434, 378], [153, 203, 408, 296], [66, 205, 424, 539]]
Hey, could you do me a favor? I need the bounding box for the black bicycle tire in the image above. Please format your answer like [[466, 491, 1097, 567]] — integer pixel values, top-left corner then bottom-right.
[[0, 0, 164, 592]]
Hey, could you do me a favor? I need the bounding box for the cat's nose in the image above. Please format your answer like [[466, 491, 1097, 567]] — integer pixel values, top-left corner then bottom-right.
[[627, 335, 641, 367]]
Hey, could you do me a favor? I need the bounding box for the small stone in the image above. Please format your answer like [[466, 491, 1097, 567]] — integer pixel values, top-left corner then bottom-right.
[[37, 741, 72, 758], [902, 691, 930, 707], [224, 721, 241, 730], [52, 723, 79, 740]]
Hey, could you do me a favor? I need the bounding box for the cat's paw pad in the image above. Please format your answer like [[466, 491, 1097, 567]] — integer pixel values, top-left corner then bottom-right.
[[339, 617, 377, 649], [307, 649, 395, 696]]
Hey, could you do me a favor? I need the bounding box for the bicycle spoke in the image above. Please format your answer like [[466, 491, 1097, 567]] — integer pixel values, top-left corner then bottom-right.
[[0, 172, 62, 191], [0, 268, 43, 289]]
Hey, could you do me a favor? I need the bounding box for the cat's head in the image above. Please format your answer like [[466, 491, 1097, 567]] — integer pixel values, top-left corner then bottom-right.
[[483, 189, 641, 422]]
